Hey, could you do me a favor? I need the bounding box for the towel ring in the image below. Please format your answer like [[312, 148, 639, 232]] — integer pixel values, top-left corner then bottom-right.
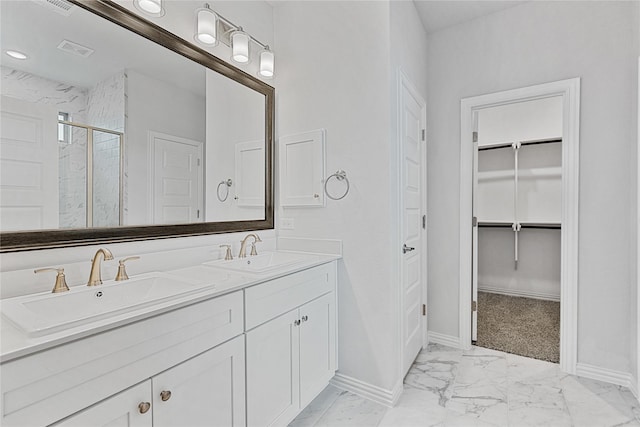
[[217, 179, 233, 202], [324, 170, 350, 201]]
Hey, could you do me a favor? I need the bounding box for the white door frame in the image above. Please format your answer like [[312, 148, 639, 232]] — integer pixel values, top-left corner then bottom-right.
[[636, 56, 640, 402], [396, 69, 428, 379], [147, 131, 204, 223], [459, 78, 580, 375]]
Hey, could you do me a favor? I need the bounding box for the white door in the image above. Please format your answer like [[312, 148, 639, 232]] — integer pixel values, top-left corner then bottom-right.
[[246, 309, 300, 427], [152, 336, 245, 427], [150, 132, 203, 224], [0, 96, 59, 231], [399, 73, 427, 375], [234, 140, 265, 207], [53, 380, 152, 427], [299, 292, 336, 408]]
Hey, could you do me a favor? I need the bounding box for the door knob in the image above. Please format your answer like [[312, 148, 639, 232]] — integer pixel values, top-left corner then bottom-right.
[[138, 402, 151, 414], [403, 244, 415, 254], [160, 390, 172, 401]]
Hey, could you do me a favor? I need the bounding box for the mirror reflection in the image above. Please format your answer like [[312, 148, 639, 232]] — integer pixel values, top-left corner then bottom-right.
[[0, 0, 266, 233]]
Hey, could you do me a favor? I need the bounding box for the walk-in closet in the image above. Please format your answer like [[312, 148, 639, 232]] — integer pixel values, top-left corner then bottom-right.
[[472, 96, 563, 362]]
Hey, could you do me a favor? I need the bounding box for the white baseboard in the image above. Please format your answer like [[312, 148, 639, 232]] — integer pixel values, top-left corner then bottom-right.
[[478, 285, 560, 302], [329, 373, 402, 408], [427, 331, 461, 349], [575, 363, 635, 389]]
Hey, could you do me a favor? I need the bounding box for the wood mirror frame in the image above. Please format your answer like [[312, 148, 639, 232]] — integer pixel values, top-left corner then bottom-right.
[[0, 0, 274, 252]]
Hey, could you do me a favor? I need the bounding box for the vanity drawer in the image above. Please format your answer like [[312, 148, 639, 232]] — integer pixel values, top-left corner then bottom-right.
[[0, 291, 243, 427], [245, 262, 336, 330]]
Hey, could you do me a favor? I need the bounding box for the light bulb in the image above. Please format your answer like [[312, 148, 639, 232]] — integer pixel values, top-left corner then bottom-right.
[[134, 0, 164, 17], [195, 7, 217, 45], [6, 50, 28, 60], [231, 29, 250, 63], [259, 48, 274, 78]]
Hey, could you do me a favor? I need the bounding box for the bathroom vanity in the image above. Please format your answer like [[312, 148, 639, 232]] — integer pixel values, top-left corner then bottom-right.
[[0, 253, 338, 427]]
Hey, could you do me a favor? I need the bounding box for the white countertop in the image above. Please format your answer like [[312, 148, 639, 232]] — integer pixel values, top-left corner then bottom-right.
[[0, 251, 340, 363]]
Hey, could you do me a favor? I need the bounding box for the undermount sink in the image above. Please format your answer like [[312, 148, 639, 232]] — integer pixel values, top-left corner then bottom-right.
[[1, 272, 211, 337], [203, 251, 312, 274]]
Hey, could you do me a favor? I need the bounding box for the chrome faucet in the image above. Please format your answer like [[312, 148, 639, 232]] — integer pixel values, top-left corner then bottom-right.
[[87, 248, 114, 286], [238, 233, 262, 258]]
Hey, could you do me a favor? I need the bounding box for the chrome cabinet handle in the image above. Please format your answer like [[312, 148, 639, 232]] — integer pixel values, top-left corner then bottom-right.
[[301, 315, 308, 322], [402, 244, 415, 254], [160, 390, 172, 401], [138, 402, 151, 414], [294, 319, 301, 326]]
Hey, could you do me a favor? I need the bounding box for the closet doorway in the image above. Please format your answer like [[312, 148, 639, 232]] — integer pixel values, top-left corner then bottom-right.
[[472, 97, 562, 362], [459, 79, 580, 374]]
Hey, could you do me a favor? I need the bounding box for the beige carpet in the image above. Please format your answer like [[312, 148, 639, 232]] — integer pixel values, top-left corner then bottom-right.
[[476, 291, 560, 363]]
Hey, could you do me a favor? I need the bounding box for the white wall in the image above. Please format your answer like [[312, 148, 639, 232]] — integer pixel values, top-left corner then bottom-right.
[[274, 0, 395, 393], [205, 70, 265, 222], [427, 1, 638, 374], [274, 0, 427, 396], [126, 70, 206, 225]]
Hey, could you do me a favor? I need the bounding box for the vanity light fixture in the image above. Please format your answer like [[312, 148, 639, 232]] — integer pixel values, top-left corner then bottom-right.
[[193, 3, 276, 77], [133, 0, 165, 17], [195, 4, 218, 46], [259, 46, 274, 78], [231, 27, 250, 63], [5, 50, 28, 60]]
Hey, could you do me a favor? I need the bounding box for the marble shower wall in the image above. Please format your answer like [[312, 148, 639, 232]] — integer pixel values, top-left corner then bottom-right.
[[87, 72, 125, 227]]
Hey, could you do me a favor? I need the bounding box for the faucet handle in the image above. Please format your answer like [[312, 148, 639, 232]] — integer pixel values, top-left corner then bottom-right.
[[35, 267, 70, 293], [219, 245, 233, 261], [115, 256, 140, 281]]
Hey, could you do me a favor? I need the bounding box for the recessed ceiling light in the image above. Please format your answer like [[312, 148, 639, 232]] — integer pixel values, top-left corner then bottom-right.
[[5, 50, 28, 60]]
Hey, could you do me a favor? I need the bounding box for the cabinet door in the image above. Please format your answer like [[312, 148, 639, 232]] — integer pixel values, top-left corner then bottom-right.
[[278, 129, 325, 207], [246, 309, 300, 427], [299, 293, 336, 407], [152, 335, 245, 427], [53, 381, 152, 427]]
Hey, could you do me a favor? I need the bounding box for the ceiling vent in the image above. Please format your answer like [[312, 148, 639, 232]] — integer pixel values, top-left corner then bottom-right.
[[31, 0, 76, 16], [57, 40, 95, 58]]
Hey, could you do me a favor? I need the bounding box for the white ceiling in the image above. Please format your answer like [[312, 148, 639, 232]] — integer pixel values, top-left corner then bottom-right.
[[413, 1, 527, 34]]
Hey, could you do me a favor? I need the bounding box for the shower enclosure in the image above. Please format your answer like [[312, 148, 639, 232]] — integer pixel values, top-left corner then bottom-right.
[[58, 119, 123, 229]]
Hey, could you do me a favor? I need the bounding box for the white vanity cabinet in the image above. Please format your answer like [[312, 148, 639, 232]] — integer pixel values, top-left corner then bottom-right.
[[245, 263, 337, 427], [1, 291, 244, 427], [1, 259, 338, 427], [54, 335, 245, 427]]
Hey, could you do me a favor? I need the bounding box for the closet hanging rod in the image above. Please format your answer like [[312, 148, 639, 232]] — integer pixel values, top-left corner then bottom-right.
[[478, 138, 562, 151], [478, 223, 561, 230]]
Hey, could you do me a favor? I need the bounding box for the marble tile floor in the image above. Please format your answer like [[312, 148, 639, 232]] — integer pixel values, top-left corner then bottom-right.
[[290, 344, 640, 427]]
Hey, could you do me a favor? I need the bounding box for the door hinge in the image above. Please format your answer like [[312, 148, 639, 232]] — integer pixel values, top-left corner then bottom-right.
[[422, 214, 426, 229], [472, 216, 478, 227], [197, 209, 200, 218], [472, 301, 477, 312], [472, 131, 478, 143], [422, 304, 427, 316], [421, 129, 426, 142], [197, 158, 201, 166]]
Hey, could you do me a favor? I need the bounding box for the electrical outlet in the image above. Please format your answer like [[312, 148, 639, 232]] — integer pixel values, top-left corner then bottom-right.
[[280, 218, 294, 230]]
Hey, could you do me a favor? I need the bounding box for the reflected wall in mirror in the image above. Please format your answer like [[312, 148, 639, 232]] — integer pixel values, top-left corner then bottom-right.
[[0, 0, 273, 251]]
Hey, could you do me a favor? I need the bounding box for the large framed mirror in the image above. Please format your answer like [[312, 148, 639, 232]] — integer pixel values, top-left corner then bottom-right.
[[0, 0, 274, 252]]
